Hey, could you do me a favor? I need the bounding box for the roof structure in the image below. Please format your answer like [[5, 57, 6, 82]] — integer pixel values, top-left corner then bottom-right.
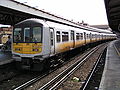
[[104, 0, 120, 33]]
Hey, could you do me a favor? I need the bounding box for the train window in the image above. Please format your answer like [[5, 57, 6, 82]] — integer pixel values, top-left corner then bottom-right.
[[13, 28, 22, 42], [92, 34, 94, 38], [92, 34, 95, 38], [32, 27, 42, 42], [95, 34, 97, 38], [86, 34, 88, 39], [87, 34, 89, 39], [88, 34, 90, 39], [51, 32, 53, 45], [62, 32, 69, 42], [76, 33, 80, 40], [80, 33, 83, 40], [56, 31, 61, 43], [24, 27, 30, 42]]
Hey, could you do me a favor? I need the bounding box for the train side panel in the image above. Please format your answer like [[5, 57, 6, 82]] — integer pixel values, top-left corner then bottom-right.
[[12, 18, 117, 71]]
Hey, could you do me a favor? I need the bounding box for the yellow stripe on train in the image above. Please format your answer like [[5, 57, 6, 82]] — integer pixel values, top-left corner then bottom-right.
[[13, 43, 42, 54], [56, 40, 85, 53]]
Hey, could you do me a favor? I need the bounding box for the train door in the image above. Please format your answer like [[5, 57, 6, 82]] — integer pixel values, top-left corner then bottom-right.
[[90, 33, 92, 42], [50, 28, 55, 54], [84, 32, 86, 44], [71, 30, 75, 48]]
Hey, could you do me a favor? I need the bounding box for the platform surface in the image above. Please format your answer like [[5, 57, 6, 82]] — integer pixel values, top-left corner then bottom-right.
[[0, 50, 13, 65], [99, 40, 120, 90]]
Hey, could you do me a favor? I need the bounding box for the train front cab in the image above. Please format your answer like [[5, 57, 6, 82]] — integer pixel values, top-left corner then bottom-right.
[[12, 20, 48, 71]]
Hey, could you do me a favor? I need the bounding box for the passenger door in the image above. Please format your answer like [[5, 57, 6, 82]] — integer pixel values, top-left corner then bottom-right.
[[90, 33, 92, 42], [71, 30, 75, 48], [84, 32, 86, 44], [50, 28, 55, 54]]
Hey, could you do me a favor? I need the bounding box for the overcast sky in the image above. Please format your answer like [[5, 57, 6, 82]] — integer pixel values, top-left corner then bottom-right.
[[2, 0, 108, 26]]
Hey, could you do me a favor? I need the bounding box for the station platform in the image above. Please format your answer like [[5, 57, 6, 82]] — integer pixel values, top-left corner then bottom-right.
[[0, 49, 13, 65], [99, 40, 120, 90]]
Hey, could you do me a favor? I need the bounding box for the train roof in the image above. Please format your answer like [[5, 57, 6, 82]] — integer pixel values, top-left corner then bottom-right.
[[15, 18, 114, 34], [15, 18, 48, 27]]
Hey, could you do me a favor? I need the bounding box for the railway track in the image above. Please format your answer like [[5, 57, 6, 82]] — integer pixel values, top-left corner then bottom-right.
[[0, 46, 83, 90], [13, 65, 62, 90], [13, 43, 107, 90], [38, 45, 102, 90], [80, 47, 107, 90], [0, 42, 108, 90]]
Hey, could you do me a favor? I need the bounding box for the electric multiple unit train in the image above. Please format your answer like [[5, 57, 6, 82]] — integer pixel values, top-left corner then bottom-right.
[[12, 18, 116, 71]]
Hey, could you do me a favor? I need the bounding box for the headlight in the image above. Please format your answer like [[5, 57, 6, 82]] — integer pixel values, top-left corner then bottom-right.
[[33, 49, 39, 51], [15, 48, 21, 51]]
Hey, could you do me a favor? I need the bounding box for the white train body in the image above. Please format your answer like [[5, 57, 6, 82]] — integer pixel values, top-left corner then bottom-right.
[[12, 19, 116, 71]]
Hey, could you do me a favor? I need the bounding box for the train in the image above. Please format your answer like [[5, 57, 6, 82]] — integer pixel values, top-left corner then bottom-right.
[[12, 18, 116, 71]]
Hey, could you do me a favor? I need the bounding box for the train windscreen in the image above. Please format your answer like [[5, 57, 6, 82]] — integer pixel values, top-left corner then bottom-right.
[[13, 28, 22, 42], [13, 26, 42, 43], [32, 27, 42, 42]]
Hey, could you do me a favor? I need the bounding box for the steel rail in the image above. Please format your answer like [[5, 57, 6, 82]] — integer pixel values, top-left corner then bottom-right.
[[39, 45, 101, 90], [13, 62, 66, 90], [81, 47, 107, 90], [13, 73, 48, 90]]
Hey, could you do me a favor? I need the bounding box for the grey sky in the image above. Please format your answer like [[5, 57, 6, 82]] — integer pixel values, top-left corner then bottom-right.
[[1, 0, 108, 26]]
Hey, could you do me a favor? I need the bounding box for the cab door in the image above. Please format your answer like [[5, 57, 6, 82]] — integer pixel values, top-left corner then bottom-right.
[[50, 28, 55, 54]]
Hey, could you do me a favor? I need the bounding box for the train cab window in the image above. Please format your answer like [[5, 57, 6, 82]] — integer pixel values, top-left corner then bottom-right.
[[13, 28, 22, 42], [62, 32, 69, 42], [32, 27, 42, 42], [56, 31, 61, 43], [24, 27, 30, 42]]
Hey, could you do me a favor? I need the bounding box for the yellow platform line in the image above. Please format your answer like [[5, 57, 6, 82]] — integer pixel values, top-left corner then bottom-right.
[[114, 44, 120, 56]]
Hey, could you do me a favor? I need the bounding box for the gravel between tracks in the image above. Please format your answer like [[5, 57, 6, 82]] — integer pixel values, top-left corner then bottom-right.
[[58, 44, 106, 90], [25, 44, 107, 90]]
